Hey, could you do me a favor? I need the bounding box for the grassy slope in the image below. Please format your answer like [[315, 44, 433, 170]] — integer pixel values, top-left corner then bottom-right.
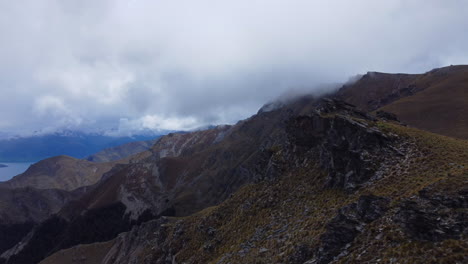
[[338, 122, 468, 263], [337, 65, 468, 140], [380, 67, 468, 140]]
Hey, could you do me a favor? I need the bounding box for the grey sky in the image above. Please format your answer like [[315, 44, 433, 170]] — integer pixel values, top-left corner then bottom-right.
[[1, 0, 467, 136]]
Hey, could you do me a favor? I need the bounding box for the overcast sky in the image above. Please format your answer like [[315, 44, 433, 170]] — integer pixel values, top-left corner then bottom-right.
[[1, 0, 467, 137]]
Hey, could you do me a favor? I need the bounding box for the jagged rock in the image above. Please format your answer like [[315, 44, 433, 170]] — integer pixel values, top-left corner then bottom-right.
[[312, 195, 390, 264], [286, 114, 331, 149], [394, 186, 468, 242], [102, 219, 168, 264], [319, 115, 391, 191], [287, 99, 398, 191]]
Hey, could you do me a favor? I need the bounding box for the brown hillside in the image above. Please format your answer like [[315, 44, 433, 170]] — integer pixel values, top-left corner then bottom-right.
[[338, 65, 468, 139], [380, 66, 468, 140], [337, 72, 421, 111], [0, 155, 115, 191]]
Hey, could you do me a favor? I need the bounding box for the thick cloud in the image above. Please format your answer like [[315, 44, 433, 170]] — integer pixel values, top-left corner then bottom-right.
[[1, 0, 468, 136]]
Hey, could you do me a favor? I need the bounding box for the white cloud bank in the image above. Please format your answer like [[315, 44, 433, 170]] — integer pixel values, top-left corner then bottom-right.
[[0, 0, 467, 136]]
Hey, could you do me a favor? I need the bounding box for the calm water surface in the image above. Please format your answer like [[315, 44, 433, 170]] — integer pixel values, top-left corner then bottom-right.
[[0, 162, 34, 182]]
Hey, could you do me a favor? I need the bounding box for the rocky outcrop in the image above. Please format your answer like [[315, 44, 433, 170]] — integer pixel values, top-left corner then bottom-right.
[[394, 183, 468, 242], [101, 218, 167, 264], [311, 195, 390, 264], [319, 115, 392, 191], [287, 99, 400, 191], [148, 125, 231, 159]]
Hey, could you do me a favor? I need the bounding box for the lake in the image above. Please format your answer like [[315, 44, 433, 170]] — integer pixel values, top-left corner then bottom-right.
[[0, 162, 34, 182]]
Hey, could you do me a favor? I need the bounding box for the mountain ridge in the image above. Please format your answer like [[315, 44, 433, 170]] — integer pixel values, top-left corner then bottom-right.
[[39, 96, 468, 264], [1, 65, 467, 264]]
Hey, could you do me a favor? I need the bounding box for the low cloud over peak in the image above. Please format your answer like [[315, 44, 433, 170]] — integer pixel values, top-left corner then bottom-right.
[[1, 0, 468, 136]]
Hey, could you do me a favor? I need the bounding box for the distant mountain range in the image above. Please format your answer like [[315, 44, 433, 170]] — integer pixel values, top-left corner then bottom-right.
[[0, 132, 165, 162]]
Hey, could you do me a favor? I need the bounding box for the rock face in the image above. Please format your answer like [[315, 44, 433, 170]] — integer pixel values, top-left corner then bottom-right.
[[287, 99, 400, 191], [101, 219, 166, 264], [314, 195, 390, 264], [394, 182, 468, 242]]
